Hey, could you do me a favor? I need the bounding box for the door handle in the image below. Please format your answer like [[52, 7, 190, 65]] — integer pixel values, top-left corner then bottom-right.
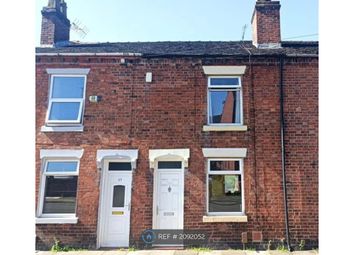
[[156, 205, 159, 215]]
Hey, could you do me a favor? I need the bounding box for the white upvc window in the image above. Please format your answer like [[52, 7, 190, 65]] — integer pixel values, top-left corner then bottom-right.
[[37, 149, 83, 224], [41, 69, 90, 132], [207, 76, 243, 125], [206, 158, 245, 216], [46, 75, 86, 125], [38, 160, 79, 219]]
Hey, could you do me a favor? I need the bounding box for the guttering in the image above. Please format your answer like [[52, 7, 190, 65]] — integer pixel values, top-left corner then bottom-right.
[[142, 53, 318, 58], [35, 52, 318, 58], [285, 54, 318, 58], [35, 52, 143, 56], [279, 54, 292, 251]]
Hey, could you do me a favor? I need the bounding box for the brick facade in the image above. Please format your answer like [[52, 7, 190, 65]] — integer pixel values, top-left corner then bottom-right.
[[35, 55, 318, 250]]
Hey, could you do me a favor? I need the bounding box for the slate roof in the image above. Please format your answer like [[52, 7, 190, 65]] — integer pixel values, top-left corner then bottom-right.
[[36, 41, 318, 57]]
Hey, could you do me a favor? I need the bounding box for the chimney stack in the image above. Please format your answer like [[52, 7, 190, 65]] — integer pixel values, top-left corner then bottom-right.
[[251, 0, 281, 48], [40, 0, 70, 46]]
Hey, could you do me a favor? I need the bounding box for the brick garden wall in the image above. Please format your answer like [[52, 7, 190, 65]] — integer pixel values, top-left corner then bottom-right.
[[35, 55, 318, 250]]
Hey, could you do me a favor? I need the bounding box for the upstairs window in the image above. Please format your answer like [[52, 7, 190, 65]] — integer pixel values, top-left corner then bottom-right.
[[46, 75, 86, 125], [207, 76, 242, 125]]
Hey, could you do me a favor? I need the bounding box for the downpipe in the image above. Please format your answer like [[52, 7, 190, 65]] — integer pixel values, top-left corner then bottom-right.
[[279, 55, 292, 251]]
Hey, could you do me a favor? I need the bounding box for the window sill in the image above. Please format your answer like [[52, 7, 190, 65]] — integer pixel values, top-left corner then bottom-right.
[[202, 215, 248, 223], [41, 125, 84, 132], [203, 125, 248, 132], [35, 217, 78, 224]]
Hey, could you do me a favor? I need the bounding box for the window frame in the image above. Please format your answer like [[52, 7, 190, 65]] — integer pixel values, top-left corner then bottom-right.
[[207, 76, 243, 126], [206, 158, 245, 216], [37, 158, 80, 219], [45, 74, 87, 126], [108, 161, 133, 171]]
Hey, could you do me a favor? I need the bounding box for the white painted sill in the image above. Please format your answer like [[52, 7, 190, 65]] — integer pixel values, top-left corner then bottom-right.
[[41, 125, 84, 132], [203, 125, 248, 132], [35, 217, 78, 224], [202, 215, 248, 223]]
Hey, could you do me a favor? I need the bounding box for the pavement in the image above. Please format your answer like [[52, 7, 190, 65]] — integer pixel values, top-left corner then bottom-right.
[[35, 250, 319, 255]]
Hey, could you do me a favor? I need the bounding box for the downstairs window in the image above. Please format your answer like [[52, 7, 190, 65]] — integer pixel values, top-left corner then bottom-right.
[[207, 159, 244, 215]]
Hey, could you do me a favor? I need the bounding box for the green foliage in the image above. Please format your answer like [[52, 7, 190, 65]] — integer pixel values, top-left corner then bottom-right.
[[298, 239, 305, 251], [188, 246, 212, 252], [50, 239, 61, 252], [50, 238, 87, 252], [276, 238, 288, 252], [275, 246, 288, 252], [117, 246, 137, 252]]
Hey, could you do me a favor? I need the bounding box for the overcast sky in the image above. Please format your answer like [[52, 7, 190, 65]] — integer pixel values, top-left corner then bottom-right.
[[35, 0, 318, 45]]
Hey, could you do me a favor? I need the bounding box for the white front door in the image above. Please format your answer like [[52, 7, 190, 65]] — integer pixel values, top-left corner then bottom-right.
[[99, 161, 132, 247], [154, 161, 184, 229]]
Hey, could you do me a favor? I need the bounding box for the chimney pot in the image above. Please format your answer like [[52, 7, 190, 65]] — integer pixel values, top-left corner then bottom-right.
[[60, 0, 67, 17]]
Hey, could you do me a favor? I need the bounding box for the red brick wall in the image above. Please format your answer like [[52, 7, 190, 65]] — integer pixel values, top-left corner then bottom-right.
[[35, 55, 318, 250], [283, 60, 319, 245], [252, 2, 281, 46], [40, 16, 55, 45]]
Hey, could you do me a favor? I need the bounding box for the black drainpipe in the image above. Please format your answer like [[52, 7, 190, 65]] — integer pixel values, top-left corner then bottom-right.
[[279, 55, 292, 251]]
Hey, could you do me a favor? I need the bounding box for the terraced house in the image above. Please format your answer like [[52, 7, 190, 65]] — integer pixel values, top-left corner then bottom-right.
[[35, 0, 318, 250]]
